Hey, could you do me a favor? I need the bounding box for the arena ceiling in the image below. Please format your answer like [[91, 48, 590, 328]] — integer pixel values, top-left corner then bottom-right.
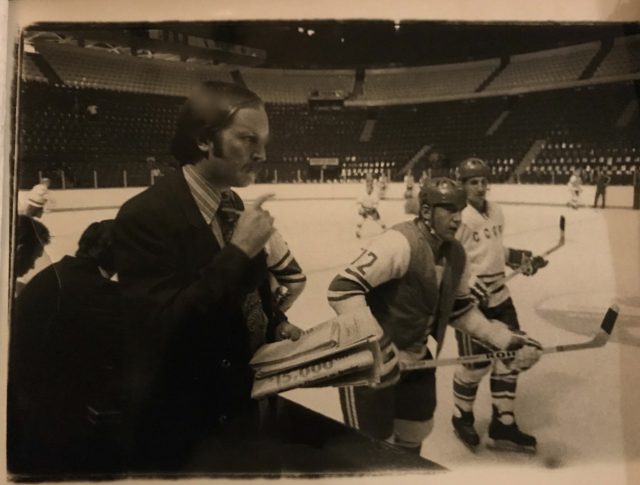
[[27, 20, 640, 68]]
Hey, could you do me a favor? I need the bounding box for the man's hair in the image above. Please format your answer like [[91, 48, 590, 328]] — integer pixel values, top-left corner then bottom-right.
[[76, 219, 116, 272], [171, 81, 264, 166], [15, 215, 51, 277]]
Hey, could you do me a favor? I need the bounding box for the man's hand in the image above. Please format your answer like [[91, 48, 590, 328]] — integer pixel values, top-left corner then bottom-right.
[[505, 331, 543, 371], [230, 193, 275, 258], [274, 320, 303, 341]]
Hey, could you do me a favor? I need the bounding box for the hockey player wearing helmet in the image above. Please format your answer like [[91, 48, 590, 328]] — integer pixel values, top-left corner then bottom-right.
[[355, 180, 386, 238], [451, 157, 548, 453], [327, 177, 542, 456]]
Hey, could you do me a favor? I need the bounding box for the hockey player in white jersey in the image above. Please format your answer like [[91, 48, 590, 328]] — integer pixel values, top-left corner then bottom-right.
[[356, 180, 386, 238], [567, 168, 583, 209], [403, 173, 416, 199], [451, 158, 548, 453], [377, 172, 389, 200], [328, 178, 542, 456]]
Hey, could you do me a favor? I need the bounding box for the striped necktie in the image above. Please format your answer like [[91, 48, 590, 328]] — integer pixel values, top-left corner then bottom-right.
[[218, 191, 268, 352]]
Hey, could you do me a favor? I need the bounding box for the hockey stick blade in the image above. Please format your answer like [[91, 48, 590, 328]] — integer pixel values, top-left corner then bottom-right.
[[488, 214, 565, 292], [542, 303, 618, 353], [400, 305, 618, 371]]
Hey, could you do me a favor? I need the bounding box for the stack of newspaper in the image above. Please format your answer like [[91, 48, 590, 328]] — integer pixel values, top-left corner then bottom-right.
[[250, 307, 386, 398]]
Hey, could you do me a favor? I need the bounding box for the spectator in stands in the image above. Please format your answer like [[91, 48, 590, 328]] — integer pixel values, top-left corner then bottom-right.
[[593, 167, 611, 209], [13, 215, 51, 295], [113, 81, 303, 472], [8, 220, 127, 476]]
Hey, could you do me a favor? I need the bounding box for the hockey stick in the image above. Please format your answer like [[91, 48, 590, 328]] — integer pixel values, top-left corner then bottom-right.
[[400, 305, 618, 371], [487, 215, 565, 293]]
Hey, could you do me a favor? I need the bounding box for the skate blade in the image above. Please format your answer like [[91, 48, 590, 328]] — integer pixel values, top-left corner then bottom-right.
[[486, 438, 537, 454], [453, 429, 479, 453]]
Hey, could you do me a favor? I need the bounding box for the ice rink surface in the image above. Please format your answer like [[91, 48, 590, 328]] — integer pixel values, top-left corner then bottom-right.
[[27, 193, 640, 484]]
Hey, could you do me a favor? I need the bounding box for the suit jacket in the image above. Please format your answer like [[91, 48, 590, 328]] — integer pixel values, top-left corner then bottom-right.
[[113, 171, 283, 467], [8, 256, 126, 475]]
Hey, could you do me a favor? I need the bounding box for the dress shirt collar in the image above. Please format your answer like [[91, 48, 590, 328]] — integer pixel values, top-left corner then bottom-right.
[[182, 164, 224, 224]]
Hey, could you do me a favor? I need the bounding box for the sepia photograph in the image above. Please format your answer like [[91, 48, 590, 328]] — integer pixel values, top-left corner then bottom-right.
[[2, 1, 640, 484]]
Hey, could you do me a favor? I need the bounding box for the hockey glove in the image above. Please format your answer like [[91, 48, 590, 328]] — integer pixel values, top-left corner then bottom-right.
[[371, 335, 401, 389], [468, 275, 490, 307], [504, 331, 543, 371], [522, 255, 548, 276], [507, 248, 548, 276]]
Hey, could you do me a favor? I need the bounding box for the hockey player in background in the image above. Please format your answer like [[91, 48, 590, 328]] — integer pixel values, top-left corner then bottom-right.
[[328, 178, 542, 456], [378, 172, 389, 200], [403, 172, 416, 199], [419, 170, 430, 188], [451, 158, 548, 453], [567, 168, 583, 209], [355, 179, 386, 238]]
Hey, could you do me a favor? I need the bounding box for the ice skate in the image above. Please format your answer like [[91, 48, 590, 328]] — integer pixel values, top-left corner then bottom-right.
[[452, 411, 480, 452], [487, 414, 537, 454]]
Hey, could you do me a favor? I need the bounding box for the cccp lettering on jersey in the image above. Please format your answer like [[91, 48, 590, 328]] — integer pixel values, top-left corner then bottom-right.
[[472, 224, 503, 242]]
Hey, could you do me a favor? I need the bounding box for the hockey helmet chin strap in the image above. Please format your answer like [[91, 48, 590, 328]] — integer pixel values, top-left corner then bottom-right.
[[418, 203, 443, 242]]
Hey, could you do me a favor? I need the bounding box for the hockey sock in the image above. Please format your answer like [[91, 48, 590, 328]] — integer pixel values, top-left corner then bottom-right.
[[490, 371, 518, 422], [453, 373, 481, 413], [453, 365, 489, 412]]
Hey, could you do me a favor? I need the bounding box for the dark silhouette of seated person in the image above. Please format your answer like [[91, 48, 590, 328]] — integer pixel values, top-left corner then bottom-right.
[[8, 220, 127, 477]]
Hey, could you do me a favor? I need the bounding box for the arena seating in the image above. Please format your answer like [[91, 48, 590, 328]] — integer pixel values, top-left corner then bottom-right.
[[361, 59, 499, 101], [241, 68, 355, 104], [485, 42, 600, 91], [35, 41, 233, 96], [22, 53, 48, 83], [17, 34, 640, 189], [593, 34, 640, 78], [521, 83, 640, 184]]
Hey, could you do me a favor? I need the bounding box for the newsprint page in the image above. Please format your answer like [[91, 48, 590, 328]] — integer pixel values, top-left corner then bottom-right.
[[2, 1, 640, 484]]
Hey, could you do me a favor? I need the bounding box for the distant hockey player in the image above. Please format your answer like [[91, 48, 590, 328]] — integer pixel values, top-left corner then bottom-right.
[[355, 180, 386, 238], [328, 178, 542, 456], [567, 168, 583, 209], [419, 170, 430, 188], [403, 172, 416, 199], [378, 172, 389, 200], [451, 158, 548, 453]]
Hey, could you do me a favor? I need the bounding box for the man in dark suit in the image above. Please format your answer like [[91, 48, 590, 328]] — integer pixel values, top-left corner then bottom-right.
[[593, 167, 611, 209], [8, 220, 125, 477], [113, 81, 301, 472]]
